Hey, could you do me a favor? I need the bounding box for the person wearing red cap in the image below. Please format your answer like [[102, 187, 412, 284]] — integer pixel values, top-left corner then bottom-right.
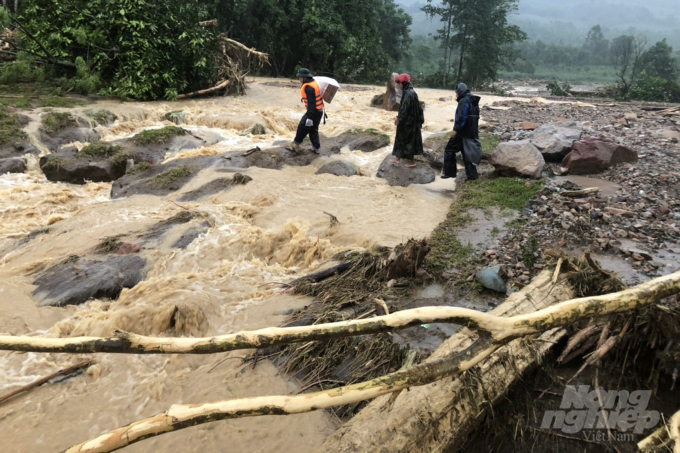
[[390, 74, 424, 168]]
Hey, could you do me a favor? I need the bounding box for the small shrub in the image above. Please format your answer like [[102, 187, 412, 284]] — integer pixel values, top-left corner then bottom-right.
[[546, 80, 572, 97], [131, 126, 185, 146], [78, 143, 122, 158]]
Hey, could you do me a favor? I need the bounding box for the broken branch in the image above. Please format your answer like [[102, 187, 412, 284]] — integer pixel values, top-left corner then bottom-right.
[[0, 270, 678, 355], [63, 336, 500, 453], [0, 359, 91, 405]]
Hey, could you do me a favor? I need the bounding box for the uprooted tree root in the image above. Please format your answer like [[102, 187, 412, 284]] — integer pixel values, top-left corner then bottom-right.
[[271, 239, 429, 417]]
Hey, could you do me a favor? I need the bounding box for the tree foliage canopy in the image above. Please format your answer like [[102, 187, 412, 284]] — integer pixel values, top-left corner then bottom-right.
[[16, 0, 219, 100], [6, 0, 411, 99]]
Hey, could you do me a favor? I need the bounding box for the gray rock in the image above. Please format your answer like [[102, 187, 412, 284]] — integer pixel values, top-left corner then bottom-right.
[[475, 266, 507, 293], [178, 173, 252, 201], [335, 128, 391, 152], [422, 132, 450, 170], [164, 111, 188, 124], [0, 157, 27, 174], [33, 255, 146, 307], [530, 121, 583, 162], [376, 156, 436, 187], [316, 160, 358, 177], [40, 145, 128, 185], [489, 140, 545, 179]]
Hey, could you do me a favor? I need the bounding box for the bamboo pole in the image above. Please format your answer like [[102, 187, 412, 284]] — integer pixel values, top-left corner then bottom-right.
[[63, 337, 502, 453], [2, 270, 679, 355], [0, 360, 91, 405]]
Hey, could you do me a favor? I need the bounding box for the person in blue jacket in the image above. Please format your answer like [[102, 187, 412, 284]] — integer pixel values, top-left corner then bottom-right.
[[443, 83, 481, 180]]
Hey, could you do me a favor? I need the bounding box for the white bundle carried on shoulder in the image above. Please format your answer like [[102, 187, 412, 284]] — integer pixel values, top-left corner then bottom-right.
[[314, 76, 341, 104]]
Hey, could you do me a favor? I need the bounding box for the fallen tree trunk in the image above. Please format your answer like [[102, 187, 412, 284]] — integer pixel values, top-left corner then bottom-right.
[[0, 360, 91, 405], [319, 270, 573, 453], [177, 80, 229, 99], [638, 408, 680, 452], [287, 261, 351, 286], [2, 269, 679, 355]]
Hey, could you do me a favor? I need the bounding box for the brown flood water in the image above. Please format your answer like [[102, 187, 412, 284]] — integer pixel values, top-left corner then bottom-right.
[[0, 78, 546, 452]]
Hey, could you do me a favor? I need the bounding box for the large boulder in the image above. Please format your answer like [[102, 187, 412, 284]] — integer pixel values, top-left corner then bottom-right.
[[0, 157, 27, 174], [40, 144, 131, 184], [530, 121, 583, 162], [316, 160, 359, 177], [376, 156, 435, 187], [489, 140, 545, 179], [32, 255, 146, 307], [220, 144, 340, 170], [560, 138, 638, 175]]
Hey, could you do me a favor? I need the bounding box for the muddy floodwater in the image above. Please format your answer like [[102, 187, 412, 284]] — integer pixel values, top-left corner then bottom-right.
[[0, 78, 523, 452]]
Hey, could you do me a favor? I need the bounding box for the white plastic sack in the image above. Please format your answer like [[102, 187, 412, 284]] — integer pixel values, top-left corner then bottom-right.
[[314, 76, 341, 104]]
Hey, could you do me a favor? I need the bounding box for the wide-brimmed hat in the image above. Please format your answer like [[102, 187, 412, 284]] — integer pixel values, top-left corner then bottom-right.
[[296, 68, 313, 78]]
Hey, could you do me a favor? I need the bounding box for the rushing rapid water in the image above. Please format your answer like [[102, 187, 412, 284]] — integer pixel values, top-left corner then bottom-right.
[[0, 78, 519, 452]]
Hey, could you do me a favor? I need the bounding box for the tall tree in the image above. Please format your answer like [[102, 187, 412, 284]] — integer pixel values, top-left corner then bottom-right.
[[422, 0, 526, 88], [422, 0, 455, 87], [582, 25, 609, 63], [611, 34, 648, 93], [641, 39, 678, 81]]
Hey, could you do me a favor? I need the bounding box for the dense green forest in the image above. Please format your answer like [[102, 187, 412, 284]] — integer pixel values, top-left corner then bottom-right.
[[0, 0, 411, 100], [0, 0, 679, 101]]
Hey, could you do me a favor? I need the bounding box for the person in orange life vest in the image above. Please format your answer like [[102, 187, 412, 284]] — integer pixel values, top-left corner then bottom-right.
[[289, 68, 324, 154]]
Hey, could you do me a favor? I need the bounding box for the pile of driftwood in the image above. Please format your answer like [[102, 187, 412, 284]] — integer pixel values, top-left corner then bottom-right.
[[178, 34, 269, 99], [2, 249, 680, 452]]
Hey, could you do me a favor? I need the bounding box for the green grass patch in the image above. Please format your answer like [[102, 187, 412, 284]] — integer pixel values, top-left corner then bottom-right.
[[41, 156, 65, 171], [425, 176, 542, 275], [128, 161, 151, 174], [78, 143, 123, 159], [0, 106, 28, 145], [39, 96, 84, 108], [131, 126, 185, 146], [152, 165, 193, 187], [41, 112, 76, 134], [96, 235, 124, 253], [480, 132, 500, 155], [346, 127, 390, 141], [0, 96, 31, 109]]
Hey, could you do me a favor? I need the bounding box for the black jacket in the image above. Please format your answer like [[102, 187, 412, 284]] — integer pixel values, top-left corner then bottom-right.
[[453, 91, 481, 139]]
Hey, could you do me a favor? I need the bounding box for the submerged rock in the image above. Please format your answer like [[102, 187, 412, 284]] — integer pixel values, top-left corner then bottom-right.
[[111, 157, 208, 198], [0, 157, 27, 174], [33, 255, 146, 307], [40, 112, 101, 151], [376, 155, 435, 187], [335, 128, 391, 152], [220, 144, 339, 170], [316, 160, 358, 177], [178, 173, 252, 201]]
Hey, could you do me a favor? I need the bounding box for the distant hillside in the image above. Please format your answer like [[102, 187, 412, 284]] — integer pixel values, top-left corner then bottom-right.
[[398, 0, 680, 48]]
